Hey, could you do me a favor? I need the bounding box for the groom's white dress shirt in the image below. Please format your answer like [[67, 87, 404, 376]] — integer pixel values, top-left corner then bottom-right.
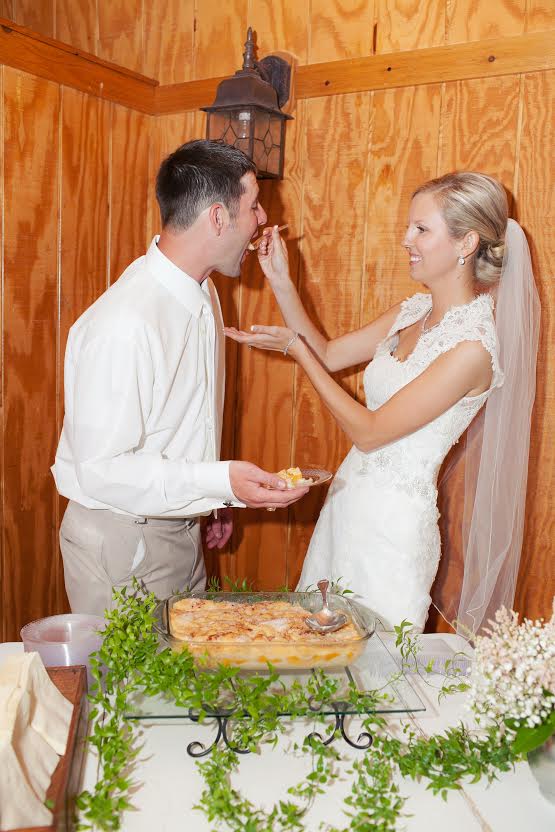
[[52, 237, 235, 518]]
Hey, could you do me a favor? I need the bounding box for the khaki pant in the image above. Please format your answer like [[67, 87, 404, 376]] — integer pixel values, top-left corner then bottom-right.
[[60, 501, 206, 616]]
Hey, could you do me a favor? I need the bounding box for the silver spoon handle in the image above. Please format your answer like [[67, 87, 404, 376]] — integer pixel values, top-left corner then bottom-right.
[[317, 578, 330, 610]]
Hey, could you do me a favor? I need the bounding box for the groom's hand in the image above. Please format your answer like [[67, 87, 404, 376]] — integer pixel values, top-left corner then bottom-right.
[[229, 461, 309, 509], [204, 507, 233, 549]]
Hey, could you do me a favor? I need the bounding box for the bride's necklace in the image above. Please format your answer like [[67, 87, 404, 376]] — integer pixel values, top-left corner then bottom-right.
[[421, 294, 479, 334], [420, 307, 436, 334]]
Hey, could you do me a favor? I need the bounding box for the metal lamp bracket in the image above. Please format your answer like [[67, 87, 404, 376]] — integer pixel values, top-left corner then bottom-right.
[[255, 55, 291, 109]]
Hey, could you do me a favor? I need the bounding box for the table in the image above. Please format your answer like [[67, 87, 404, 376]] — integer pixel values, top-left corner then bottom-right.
[[2, 635, 555, 831]]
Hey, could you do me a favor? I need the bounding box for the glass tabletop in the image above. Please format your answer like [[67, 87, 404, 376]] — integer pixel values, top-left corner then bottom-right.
[[123, 629, 426, 722]]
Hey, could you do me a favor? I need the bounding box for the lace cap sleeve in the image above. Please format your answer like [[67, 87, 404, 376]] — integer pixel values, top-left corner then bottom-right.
[[386, 293, 432, 338], [425, 295, 504, 389]]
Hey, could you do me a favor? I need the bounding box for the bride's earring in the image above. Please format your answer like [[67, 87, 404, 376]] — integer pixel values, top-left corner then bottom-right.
[[458, 255, 466, 265]]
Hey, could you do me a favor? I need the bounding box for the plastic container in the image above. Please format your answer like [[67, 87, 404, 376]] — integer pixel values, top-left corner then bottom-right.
[[20, 613, 105, 686], [153, 591, 375, 670]]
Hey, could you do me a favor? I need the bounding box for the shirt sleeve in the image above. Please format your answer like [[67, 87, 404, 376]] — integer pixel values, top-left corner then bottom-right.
[[71, 332, 237, 516]]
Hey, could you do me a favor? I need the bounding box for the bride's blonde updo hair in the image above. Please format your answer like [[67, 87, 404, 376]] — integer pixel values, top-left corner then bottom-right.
[[413, 172, 508, 287]]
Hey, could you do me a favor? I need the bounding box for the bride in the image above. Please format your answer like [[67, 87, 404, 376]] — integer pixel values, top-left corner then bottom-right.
[[226, 172, 540, 634]]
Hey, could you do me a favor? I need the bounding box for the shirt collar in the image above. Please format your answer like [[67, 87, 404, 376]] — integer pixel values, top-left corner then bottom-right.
[[145, 236, 212, 318]]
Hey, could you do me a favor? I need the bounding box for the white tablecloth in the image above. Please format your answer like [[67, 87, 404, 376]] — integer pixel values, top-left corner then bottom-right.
[[2, 636, 554, 831]]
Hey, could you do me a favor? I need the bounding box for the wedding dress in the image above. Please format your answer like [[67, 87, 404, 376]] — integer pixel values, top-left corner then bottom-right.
[[297, 292, 504, 631]]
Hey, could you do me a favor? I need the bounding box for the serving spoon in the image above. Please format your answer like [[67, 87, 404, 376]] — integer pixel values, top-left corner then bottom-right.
[[305, 579, 348, 634]]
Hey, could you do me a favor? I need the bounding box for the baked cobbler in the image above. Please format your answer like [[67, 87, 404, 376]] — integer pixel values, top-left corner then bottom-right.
[[169, 598, 359, 643]]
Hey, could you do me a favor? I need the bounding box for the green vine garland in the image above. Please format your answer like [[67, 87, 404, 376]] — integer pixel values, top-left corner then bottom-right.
[[76, 586, 517, 831]]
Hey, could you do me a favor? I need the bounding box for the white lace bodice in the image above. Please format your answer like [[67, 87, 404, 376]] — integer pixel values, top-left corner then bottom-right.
[[358, 292, 504, 498], [298, 292, 505, 628]]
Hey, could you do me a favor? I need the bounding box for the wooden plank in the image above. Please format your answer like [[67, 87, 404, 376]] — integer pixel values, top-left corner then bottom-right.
[[143, 0, 195, 84], [228, 101, 307, 591], [427, 75, 521, 632], [295, 30, 555, 101], [59, 87, 110, 410], [286, 92, 370, 589], [0, 22, 552, 117], [446, 0, 526, 44], [97, 0, 143, 74], [57, 87, 110, 612], [193, 0, 247, 80], [0, 20, 157, 114], [3, 67, 59, 641], [55, 0, 97, 54], [513, 70, 555, 621], [146, 111, 196, 242], [375, 0, 444, 53], [437, 75, 521, 187], [362, 85, 442, 335], [109, 104, 151, 284], [154, 75, 224, 114], [309, 0, 374, 63], [248, 0, 309, 65], [0, 1, 14, 20], [212, 0, 311, 590], [15, 0, 54, 38], [156, 30, 555, 113], [526, 0, 555, 32]]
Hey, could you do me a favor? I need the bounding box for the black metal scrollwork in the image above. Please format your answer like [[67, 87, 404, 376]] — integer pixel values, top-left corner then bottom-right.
[[306, 700, 374, 750], [186, 706, 253, 757], [185, 674, 375, 756]]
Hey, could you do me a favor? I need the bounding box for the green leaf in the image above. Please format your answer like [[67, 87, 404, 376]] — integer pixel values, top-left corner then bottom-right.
[[512, 712, 555, 756]]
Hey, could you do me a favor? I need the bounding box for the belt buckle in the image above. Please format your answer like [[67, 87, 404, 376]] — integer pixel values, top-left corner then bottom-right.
[[133, 517, 148, 525]]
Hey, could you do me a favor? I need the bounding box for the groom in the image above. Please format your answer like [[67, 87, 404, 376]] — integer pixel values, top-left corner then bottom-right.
[[52, 140, 308, 616]]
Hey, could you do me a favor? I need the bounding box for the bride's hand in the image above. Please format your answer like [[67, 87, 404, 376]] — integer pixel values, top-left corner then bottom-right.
[[224, 325, 300, 357], [257, 225, 291, 285]]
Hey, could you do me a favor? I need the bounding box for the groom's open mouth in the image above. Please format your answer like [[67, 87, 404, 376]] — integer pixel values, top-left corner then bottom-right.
[[241, 232, 260, 263]]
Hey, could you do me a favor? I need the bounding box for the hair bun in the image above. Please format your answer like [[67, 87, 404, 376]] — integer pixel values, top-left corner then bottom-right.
[[489, 240, 505, 260]]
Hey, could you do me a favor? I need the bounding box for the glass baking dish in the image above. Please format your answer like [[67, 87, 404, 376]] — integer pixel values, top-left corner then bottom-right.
[[153, 591, 375, 670]]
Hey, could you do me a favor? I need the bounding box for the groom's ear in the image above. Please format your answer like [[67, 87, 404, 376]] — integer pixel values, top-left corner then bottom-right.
[[208, 202, 229, 237]]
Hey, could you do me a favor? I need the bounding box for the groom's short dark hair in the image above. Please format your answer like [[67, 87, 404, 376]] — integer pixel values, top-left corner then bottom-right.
[[156, 140, 256, 230]]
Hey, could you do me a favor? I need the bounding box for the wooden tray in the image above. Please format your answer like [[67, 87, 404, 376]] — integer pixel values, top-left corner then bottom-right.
[[11, 665, 89, 832]]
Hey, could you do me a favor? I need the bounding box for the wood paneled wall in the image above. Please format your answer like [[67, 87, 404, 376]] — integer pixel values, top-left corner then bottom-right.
[[0, 73, 150, 639], [0, 0, 553, 639]]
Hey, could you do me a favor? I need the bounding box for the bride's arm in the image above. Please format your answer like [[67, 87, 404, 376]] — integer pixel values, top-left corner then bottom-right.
[[226, 324, 493, 452], [291, 338, 493, 452], [256, 226, 401, 372]]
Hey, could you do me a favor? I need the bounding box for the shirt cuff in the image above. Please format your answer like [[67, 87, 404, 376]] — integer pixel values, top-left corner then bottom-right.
[[190, 461, 235, 500]]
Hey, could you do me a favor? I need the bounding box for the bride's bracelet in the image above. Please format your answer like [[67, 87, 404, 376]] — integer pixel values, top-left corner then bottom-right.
[[283, 332, 299, 356]]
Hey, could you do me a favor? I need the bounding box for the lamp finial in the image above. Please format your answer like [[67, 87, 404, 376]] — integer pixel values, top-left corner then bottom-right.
[[242, 27, 255, 71]]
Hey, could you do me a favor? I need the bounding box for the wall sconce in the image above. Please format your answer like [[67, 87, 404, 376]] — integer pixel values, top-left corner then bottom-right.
[[202, 28, 293, 179]]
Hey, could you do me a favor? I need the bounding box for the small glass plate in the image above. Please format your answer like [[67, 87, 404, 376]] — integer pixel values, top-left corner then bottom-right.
[[275, 467, 333, 488]]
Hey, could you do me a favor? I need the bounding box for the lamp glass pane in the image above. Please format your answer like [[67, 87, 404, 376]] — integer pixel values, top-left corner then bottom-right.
[[267, 145, 281, 177], [229, 108, 255, 141], [235, 138, 251, 155], [269, 114, 283, 148], [206, 112, 230, 141], [252, 138, 268, 170], [253, 111, 270, 141]]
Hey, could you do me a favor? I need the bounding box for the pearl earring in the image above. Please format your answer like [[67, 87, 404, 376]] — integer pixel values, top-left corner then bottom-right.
[[458, 255, 466, 265]]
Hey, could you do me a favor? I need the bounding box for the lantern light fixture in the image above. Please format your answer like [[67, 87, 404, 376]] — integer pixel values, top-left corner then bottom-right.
[[201, 28, 293, 179]]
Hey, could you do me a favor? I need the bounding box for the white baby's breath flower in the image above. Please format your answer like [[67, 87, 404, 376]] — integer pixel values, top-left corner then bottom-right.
[[467, 601, 555, 731]]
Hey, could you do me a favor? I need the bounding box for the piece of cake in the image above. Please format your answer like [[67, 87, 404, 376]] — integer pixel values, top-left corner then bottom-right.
[[276, 467, 313, 488]]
